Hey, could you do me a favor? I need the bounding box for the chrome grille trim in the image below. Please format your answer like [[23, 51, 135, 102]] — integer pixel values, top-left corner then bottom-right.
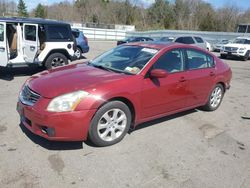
[[19, 85, 41, 106], [225, 47, 238, 52]]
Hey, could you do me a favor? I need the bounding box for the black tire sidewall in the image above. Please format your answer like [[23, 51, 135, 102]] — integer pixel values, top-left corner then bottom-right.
[[243, 51, 249, 61], [44, 53, 69, 70], [89, 101, 132, 147], [204, 84, 224, 111]]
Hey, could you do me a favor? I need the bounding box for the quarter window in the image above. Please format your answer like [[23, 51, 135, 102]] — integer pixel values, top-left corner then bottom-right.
[[194, 37, 204, 43], [153, 49, 184, 73], [24, 25, 36, 41], [0, 24, 4, 41], [175, 37, 195, 44], [186, 49, 214, 70], [47, 25, 71, 40]]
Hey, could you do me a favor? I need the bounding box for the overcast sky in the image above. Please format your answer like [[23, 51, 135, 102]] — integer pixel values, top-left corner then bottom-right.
[[24, 0, 250, 11]]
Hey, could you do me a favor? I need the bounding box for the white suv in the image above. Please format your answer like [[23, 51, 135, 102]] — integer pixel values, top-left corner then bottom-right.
[[220, 37, 250, 61], [0, 17, 76, 69]]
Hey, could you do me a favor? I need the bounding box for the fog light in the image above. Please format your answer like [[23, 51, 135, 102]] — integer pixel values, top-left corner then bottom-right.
[[41, 126, 55, 137]]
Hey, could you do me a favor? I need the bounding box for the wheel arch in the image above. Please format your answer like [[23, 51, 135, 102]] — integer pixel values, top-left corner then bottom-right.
[[107, 97, 136, 127], [216, 81, 226, 92], [42, 49, 71, 64]]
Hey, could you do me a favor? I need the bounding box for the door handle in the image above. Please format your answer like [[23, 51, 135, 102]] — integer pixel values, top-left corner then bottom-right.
[[0, 47, 5, 52], [179, 77, 186, 82], [210, 71, 215, 76], [30, 46, 36, 51]]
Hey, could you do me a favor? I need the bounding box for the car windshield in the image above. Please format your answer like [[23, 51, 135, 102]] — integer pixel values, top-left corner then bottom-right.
[[125, 37, 136, 42], [89, 45, 159, 75], [233, 38, 250, 44]]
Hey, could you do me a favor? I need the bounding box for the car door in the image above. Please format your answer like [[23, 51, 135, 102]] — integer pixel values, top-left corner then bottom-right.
[[23, 23, 38, 63], [184, 48, 216, 107], [141, 48, 189, 118], [0, 22, 8, 67]]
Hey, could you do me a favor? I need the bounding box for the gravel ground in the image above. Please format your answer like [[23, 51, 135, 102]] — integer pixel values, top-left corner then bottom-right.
[[0, 41, 250, 188]]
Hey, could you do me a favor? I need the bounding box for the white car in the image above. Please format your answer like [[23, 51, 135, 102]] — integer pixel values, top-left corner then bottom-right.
[[0, 17, 76, 69], [174, 36, 207, 50], [205, 40, 213, 51], [220, 37, 250, 61]]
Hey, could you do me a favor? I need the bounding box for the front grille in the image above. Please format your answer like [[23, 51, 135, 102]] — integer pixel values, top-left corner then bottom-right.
[[225, 47, 238, 52], [19, 85, 41, 106]]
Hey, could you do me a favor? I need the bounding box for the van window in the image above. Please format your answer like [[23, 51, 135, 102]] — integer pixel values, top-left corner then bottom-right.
[[47, 25, 71, 40], [0, 24, 4, 41], [175, 37, 195, 44], [194, 37, 204, 43], [24, 25, 36, 41]]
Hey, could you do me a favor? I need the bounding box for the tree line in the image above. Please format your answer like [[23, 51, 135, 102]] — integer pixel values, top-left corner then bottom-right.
[[1, 0, 250, 32]]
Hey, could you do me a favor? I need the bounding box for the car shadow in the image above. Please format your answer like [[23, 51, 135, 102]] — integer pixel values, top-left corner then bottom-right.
[[19, 123, 83, 150], [129, 109, 198, 133], [0, 66, 44, 81]]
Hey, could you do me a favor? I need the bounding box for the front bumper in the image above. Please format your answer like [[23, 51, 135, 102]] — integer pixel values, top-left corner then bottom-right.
[[17, 101, 96, 141], [220, 50, 246, 58]]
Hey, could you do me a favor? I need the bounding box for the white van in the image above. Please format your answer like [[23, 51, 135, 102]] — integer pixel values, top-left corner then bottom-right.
[[0, 17, 76, 69]]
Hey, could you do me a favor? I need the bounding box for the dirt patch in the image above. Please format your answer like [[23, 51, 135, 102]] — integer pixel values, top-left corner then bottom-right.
[[48, 154, 65, 176], [0, 125, 7, 133]]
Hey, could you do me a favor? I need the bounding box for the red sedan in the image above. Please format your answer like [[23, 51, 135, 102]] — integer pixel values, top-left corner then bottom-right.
[[17, 42, 232, 146]]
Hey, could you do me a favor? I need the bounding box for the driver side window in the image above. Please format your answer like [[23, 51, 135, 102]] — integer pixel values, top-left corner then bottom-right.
[[153, 49, 184, 73]]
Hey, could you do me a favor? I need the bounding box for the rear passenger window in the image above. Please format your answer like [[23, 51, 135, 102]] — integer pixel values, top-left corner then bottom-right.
[[186, 49, 214, 70], [194, 37, 204, 43], [47, 25, 71, 40], [176, 37, 195, 44], [153, 49, 184, 73]]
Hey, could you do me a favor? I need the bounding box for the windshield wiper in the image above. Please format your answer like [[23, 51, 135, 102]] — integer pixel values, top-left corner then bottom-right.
[[89, 63, 115, 72], [88, 62, 134, 75]]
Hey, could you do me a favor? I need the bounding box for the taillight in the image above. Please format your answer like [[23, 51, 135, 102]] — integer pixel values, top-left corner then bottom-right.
[[84, 35, 88, 45]]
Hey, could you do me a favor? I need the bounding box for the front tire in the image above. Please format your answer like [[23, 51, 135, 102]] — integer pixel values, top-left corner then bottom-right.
[[88, 101, 131, 147], [44, 53, 69, 70], [242, 51, 249, 61], [220, 54, 227, 59], [202, 84, 224, 111]]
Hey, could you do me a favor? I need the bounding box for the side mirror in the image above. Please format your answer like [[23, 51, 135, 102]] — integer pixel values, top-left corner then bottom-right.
[[150, 69, 168, 78]]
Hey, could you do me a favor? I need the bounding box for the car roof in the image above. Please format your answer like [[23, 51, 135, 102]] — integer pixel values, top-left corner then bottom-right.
[[236, 37, 250, 40], [123, 41, 205, 50], [0, 17, 69, 25]]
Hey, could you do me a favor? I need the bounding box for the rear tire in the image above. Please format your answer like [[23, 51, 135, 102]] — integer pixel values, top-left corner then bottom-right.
[[202, 84, 224, 111], [44, 53, 69, 70], [88, 101, 131, 147], [242, 51, 249, 61]]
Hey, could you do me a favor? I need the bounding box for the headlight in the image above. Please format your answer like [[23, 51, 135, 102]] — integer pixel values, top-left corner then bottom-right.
[[47, 90, 89, 112], [239, 47, 246, 51]]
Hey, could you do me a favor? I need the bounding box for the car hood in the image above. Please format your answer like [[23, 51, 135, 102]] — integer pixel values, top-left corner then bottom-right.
[[224, 43, 249, 48], [28, 63, 128, 98]]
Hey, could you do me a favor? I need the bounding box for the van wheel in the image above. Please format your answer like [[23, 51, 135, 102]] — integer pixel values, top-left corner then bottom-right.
[[88, 101, 131, 147], [44, 53, 68, 70]]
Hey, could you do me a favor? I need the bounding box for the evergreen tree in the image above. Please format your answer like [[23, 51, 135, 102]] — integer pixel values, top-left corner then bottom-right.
[[17, 0, 28, 17], [35, 3, 46, 18]]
